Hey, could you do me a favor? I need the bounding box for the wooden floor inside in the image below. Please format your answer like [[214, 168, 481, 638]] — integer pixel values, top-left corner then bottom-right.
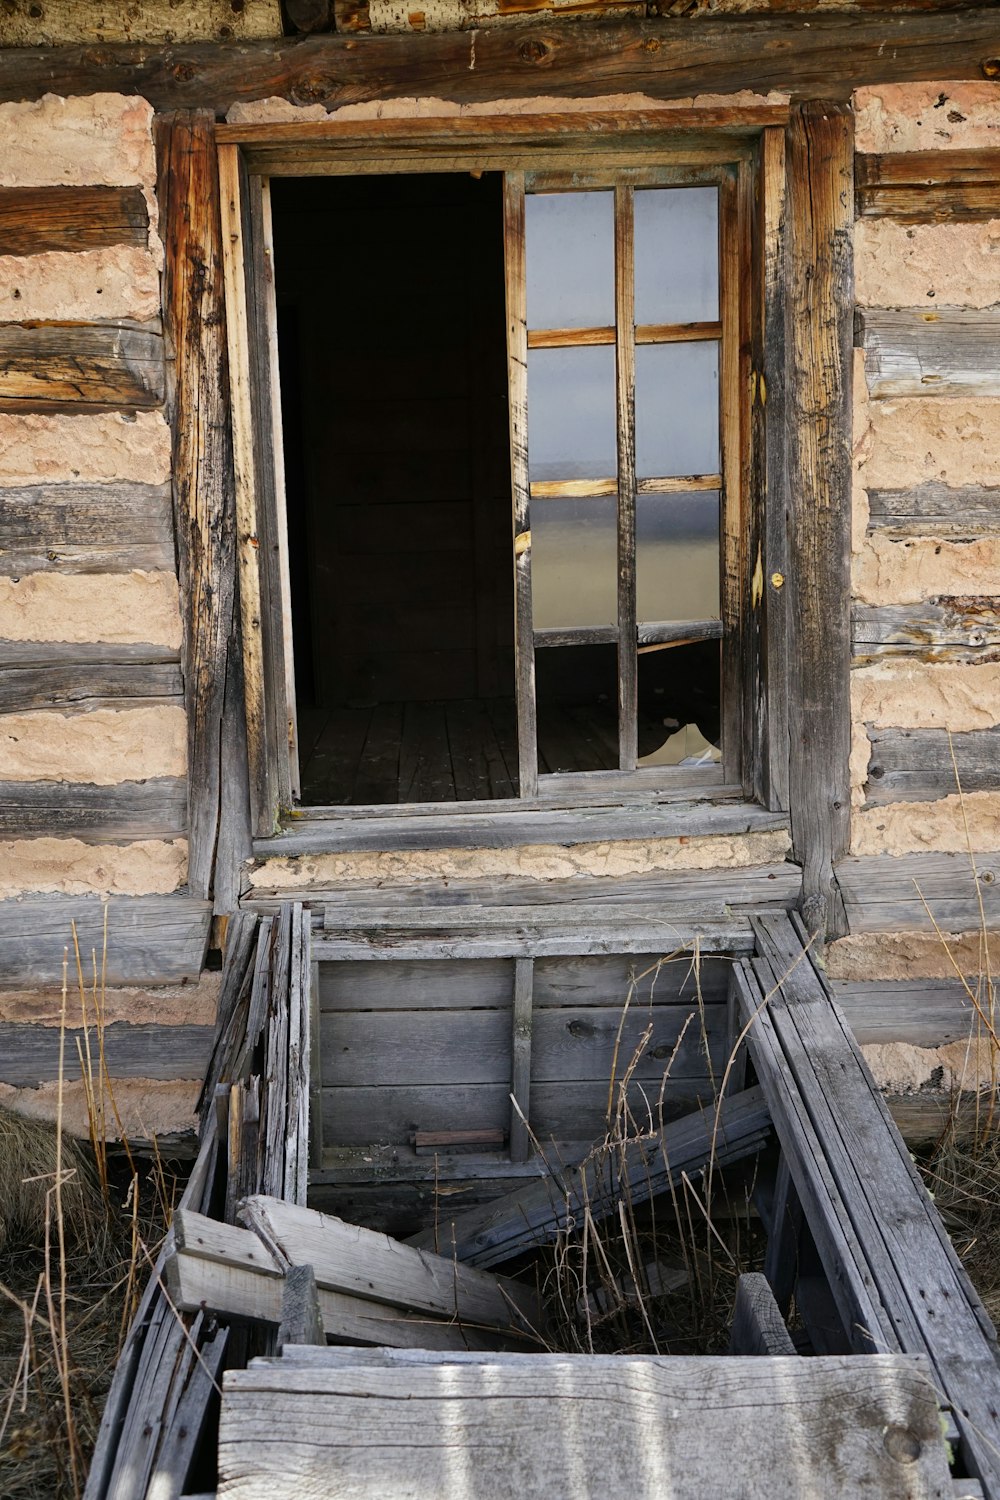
[[298, 697, 679, 805]]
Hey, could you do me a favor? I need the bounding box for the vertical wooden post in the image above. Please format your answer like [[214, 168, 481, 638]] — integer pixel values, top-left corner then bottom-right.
[[509, 956, 534, 1162], [615, 185, 637, 773], [719, 166, 745, 788], [504, 172, 538, 798], [155, 113, 246, 905], [784, 102, 854, 937]]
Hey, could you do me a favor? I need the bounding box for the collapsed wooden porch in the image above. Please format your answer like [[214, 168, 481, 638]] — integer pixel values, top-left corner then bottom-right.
[[83, 905, 1000, 1499]]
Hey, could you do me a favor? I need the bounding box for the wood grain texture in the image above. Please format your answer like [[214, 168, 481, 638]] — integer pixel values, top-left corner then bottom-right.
[[835, 851, 1000, 934], [859, 309, 1000, 399], [0, 643, 182, 714], [867, 484, 1000, 536], [156, 112, 241, 902], [0, 16, 999, 111], [0, 324, 164, 414], [834, 978, 980, 1045], [0, 892, 210, 987], [856, 149, 1000, 222], [784, 101, 854, 938], [0, 777, 187, 839], [863, 726, 1000, 805], [217, 1353, 951, 1499], [0, 481, 174, 574], [729, 1272, 797, 1355], [0, 186, 149, 257], [0, 1020, 214, 1086], [853, 600, 1000, 664]]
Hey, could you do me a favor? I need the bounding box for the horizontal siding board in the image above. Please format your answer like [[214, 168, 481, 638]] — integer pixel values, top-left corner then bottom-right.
[[0, 185, 149, 255], [0, 1020, 214, 1085], [836, 852, 1000, 934], [0, 892, 210, 987], [0, 777, 188, 838], [320, 1003, 722, 1088], [867, 484, 1000, 535], [859, 309, 1000, 399], [853, 600, 1000, 664], [0, 651, 182, 713], [0, 481, 174, 573], [532, 952, 732, 1007], [834, 979, 978, 1046], [320, 958, 513, 1013], [0, 323, 165, 412], [856, 149, 1000, 221], [322, 1078, 713, 1147], [864, 727, 1000, 805]]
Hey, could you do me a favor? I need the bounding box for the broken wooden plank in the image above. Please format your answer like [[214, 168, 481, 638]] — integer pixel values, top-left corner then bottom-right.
[[729, 1272, 797, 1356], [145, 1322, 229, 1500], [856, 149, 1000, 222], [406, 1086, 771, 1268], [217, 1352, 953, 1499], [859, 309, 1000, 399], [238, 1196, 543, 1338], [165, 1245, 514, 1352], [0, 185, 149, 255], [0, 324, 165, 412], [279, 1265, 324, 1350]]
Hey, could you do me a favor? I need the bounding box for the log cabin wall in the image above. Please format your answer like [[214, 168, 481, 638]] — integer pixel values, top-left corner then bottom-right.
[[0, 93, 215, 1138]]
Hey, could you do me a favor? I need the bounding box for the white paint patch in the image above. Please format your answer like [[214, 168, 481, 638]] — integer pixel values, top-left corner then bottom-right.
[[0, 246, 161, 323], [0, 707, 187, 785], [0, 573, 181, 648], [854, 82, 1000, 155], [0, 411, 171, 486], [0, 837, 188, 897]]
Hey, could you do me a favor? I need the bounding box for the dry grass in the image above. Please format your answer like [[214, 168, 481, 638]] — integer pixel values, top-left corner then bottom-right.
[[526, 950, 766, 1357]]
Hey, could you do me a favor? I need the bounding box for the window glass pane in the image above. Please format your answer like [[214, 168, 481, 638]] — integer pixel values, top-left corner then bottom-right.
[[636, 491, 719, 622], [536, 643, 619, 774], [634, 187, 719, 325], [526, 191, 614, 330], [635, 342, 719, 479], [528, 345, 617, 482], [532, 496, 617, 629], [637, 641, 721, 767]]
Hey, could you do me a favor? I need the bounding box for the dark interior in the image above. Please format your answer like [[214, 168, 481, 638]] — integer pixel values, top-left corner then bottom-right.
[[271, 173, 720, 805]]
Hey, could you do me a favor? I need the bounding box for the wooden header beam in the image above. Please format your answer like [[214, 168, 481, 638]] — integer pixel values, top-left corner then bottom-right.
[[0, 13, 999, 114]]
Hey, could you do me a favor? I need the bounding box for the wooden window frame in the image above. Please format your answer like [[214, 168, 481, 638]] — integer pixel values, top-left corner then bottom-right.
[[217, 109, 789, 839]]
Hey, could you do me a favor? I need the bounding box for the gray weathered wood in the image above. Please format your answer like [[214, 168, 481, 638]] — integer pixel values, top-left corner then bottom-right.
[[835, 978, 979, 1046], [147, 1322, 229, 1500], [0, 892, 211, 988], [835, 851, 1000, 934], [217, 1353, 952, 1500], [784, 101, 854, 939], [509, 957, 533, 1163], [278, 1264, 325, 1349], [0, 481, 174, 573], [862, 726, 1000, 804], [0, 777, 187, 839], [729, 1272, 797, 1356], [867, 484, 1000, 536], [0, 644, 182, 714], [239, 1195, 542, 1336], [313, 919, 753, 963], [0, 323, 165, 413], [156, 110, 240, 904], [860, 309, 1000, 399], [0, 1020, 215, 1086], [406, 1085, 770, 1268], [752, 912, 1000, 1491], [853, 601, 1000, 664], [254, 799, 788, 857], [0, 184, 149, 255]]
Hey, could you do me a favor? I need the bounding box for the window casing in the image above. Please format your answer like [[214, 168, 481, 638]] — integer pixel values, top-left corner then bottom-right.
[[217, 118, 783, 837]]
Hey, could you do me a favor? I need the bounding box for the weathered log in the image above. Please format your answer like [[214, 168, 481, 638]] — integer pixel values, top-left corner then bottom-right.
[[857, 149, 1000, 221], [0, 186, 148, 256], [0, 324, 165, 413]]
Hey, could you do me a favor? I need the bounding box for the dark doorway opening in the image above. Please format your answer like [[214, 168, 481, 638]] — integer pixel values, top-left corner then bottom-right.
[[271, 172, 517, 805]]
